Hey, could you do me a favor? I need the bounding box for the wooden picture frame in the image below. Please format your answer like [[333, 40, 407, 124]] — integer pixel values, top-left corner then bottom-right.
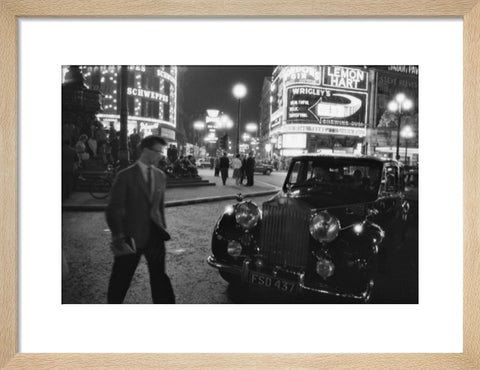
[[1, 1, 478, 368]]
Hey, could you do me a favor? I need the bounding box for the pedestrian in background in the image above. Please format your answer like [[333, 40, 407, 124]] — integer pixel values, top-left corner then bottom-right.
[[62, 140, 78, 200], [110, 133, 119, 164], [75, 134, 90, 163], [87, 135, 97, 158], [129, 128, 141, 161], [214, 156, 220, 177], [219, 152, 230, 185], [232, 154, 242, 186], [106, 135, 175, 304], [95, 123, 107, 160], [245, 151, 256, 186], [240, 154, 247, 185]]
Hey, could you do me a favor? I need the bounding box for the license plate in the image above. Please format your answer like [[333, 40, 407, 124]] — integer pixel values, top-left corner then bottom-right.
[[249, 272, 296, 293]]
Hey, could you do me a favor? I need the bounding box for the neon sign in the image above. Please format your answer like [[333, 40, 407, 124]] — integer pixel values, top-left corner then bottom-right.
[[157, 70, 176, 85], [323, 66, 367, 91], [126, 88, 169, 103]]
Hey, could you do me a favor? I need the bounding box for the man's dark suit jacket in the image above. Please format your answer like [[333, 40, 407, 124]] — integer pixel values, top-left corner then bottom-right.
[[219, 156, 230, 169], [246, 157, 255, 171], [106, 163, 167, 249]]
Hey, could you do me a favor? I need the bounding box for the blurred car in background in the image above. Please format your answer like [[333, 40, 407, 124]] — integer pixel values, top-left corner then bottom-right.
[[254, 162, 273, 175], [196, 158, 211, 168]]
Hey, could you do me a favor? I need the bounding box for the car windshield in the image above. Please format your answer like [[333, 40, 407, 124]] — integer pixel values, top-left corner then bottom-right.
[[285, 158, 383, 203]]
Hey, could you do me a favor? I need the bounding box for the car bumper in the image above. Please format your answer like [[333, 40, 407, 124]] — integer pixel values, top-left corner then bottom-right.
[[207, 255, 374, 303]]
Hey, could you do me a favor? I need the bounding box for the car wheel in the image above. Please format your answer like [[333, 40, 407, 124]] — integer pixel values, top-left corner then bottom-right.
[[264, 169, 272, 175], [220, 271, 241, 286]]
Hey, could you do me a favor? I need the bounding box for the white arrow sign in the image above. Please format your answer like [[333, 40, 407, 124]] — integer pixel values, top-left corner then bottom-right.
[[312, 93, 362, 119]]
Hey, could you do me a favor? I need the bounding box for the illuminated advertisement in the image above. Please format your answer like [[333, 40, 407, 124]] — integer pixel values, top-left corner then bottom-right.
[[126, 87, 169, 103], [283, 133, 307, 148], [81, 65, 177, 136], [286, 86, 367, 129], [283, 66, 322, 86], [270, 72, 284, 114], [322, 66, 367, 91]]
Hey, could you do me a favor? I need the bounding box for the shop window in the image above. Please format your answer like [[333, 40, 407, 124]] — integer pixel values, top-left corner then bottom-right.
[[163, 103, 170, 122]]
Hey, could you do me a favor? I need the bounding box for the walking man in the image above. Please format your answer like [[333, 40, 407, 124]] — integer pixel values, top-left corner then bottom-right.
[[106, 135, 175, 304]]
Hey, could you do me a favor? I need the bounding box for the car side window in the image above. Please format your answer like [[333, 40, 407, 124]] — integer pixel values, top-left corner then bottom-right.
[[289, 161, 302, 184], [381, 165, 399, 193]]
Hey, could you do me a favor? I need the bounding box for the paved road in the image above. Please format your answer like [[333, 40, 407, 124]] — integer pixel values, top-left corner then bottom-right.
[[251, 170, 287, 189]]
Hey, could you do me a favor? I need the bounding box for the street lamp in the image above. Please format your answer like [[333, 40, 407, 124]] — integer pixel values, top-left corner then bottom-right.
[[245, 122, 258, 138], [233, 83, 247, 154], [388, 92, 413, 160], [400, 125, 414, 164], [193, 120, 205, 146]]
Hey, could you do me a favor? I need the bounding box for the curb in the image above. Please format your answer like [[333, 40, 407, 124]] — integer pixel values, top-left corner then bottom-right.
[[62, 188, 280, 212]]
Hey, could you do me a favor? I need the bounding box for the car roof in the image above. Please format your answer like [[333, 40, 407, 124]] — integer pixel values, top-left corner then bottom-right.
[[291, 153, 401, 165]]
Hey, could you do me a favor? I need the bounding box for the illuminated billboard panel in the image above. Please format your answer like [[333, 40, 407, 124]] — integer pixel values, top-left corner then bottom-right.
[[323, 66, 368, 91], [286, 86, 367, 129]]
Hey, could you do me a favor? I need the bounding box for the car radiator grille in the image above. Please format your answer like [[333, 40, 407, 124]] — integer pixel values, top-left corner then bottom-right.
[[260, 201, 311, 269]]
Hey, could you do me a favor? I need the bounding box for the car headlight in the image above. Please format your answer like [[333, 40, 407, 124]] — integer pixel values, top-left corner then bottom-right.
[[227, 240, 242, 257], [235, 201, 261, 230], [309, 211, 340, 243]]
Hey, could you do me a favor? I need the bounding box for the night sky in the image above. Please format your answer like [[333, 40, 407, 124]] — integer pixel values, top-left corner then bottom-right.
[[181, 66, 274, 131]]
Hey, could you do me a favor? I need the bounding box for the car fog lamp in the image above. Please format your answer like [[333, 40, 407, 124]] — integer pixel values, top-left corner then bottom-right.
[[235, 202, 261, 230], [353, 223, 364, 235], [316, 258, 335, 279], [254, 257, 264, 268], [227, 240, 242, 257], [309, 211, 340, 243]]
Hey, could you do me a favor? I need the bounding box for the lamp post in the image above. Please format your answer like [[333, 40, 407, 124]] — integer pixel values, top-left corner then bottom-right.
[[388, 93, 413, 160], [118, 65, 129, 169], [232, 83, 247, 154], [401, 125, 414, 164]]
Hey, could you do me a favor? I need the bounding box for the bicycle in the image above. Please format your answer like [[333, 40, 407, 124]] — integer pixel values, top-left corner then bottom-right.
[[89, 163, 118, 199]]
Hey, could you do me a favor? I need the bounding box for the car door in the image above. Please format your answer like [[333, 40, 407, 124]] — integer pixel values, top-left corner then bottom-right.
[[373, 162, 404, 231]]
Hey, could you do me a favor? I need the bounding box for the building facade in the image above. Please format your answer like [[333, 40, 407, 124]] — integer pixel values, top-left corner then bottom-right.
[[265, 65, 418, 164], [78, 65, 178, 142]]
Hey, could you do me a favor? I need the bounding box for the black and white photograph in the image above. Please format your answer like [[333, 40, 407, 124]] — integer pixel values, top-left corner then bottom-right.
[[62, 65, 418, 304]]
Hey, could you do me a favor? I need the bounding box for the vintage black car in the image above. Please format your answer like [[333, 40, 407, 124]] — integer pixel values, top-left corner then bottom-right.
[[207, 154, 410, 303]]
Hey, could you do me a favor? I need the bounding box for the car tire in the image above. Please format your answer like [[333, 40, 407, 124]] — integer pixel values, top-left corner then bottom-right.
[[264, 169, 271, 175], [220, 271, 241, 286]]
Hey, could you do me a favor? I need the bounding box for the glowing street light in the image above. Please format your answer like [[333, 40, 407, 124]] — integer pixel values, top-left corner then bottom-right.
[[193, 120, 206, 146], [401, 125, 415, 164], [245, 122, 258, 138], [193, 120, 205, 130], [388, 92, 413, 160], [217, 114, 234, 130], [233, 83, 247, 154]]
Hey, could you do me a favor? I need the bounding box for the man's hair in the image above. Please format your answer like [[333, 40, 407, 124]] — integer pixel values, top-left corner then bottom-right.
[[140, 135, 167, 150]]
